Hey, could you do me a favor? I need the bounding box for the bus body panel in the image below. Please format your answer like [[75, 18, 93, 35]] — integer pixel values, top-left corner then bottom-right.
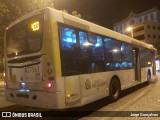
[[5, 88, 65, 109], [64, 76, 80, 103]]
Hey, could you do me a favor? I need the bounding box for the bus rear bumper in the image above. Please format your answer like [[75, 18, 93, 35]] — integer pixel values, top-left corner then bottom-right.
[[5, 89, 65, 109]]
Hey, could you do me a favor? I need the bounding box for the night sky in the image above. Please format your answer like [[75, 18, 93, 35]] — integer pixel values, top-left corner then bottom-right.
[[53, 0, 160, 29]]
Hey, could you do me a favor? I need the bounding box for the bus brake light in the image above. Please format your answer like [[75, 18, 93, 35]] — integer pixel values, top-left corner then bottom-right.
[[47, 82, 52, 88]]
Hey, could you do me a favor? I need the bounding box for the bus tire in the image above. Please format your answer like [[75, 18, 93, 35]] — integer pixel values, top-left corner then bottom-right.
[[109, 78, 121, 102]]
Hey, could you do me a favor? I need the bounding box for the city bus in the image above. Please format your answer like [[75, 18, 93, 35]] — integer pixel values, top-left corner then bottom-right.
[[4, 7, 156, 109]]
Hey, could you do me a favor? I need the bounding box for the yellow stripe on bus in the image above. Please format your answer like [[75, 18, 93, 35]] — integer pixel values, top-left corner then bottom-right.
[[51, 21, 62, 77]]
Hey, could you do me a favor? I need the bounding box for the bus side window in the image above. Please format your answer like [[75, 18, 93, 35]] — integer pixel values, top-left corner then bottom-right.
[[79, 31, 94, 58], [104, 38, 113, 71], [140, 48, 146, 67], [92, 36, 105, 72], [92, 36, 104, 60], [104, 38, 122, 70], [60, 27, 76, 50], [79, 31, 92, 73], [121, 43, 132, 69], [59, 26, 80, 76]]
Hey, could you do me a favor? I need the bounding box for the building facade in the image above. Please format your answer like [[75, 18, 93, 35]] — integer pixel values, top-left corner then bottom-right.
[[113, 7, 160, 54]]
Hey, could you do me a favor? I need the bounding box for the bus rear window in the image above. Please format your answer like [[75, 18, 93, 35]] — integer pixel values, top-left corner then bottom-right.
[[6, 14, 43, 58]]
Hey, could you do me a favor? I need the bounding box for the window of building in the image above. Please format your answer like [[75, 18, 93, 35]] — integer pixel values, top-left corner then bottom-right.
[[157, 43, 160, 48], [119, 25, 122, 31], [134, 35, 145, 40], [133, 26, 144, 33], [153, 25, 156, 29], [153, 35, 156, 38], [147, 25, 150, 29], [123, 24, 126, 29], [144, 16, 148, 21], [139, 18, 142, 23], [130, 19, 135, 25], [147, 34, 151, 38], [150, 13, 154, 20], [114, 27, 118, 32], [116, 27, 119, 31]]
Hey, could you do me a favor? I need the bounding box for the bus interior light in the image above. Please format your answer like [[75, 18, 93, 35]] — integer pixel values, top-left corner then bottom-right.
[[83, 42, 92, 46]]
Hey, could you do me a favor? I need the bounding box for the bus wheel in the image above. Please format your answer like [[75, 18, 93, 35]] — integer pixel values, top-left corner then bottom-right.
[[109, 78, 121, 102]]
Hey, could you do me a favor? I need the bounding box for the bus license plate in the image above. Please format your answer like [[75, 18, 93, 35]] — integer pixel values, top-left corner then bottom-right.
[[25, 66, 40, 73]]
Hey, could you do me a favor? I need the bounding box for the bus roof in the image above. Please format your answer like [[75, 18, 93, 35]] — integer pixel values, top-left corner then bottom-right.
[[7, 7, 156, 51], [49, 8, 156, 51]]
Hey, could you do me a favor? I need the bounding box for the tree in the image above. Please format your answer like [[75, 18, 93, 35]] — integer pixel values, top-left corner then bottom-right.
[[61, 9, 68, 14], [72, 11, 81, 18]]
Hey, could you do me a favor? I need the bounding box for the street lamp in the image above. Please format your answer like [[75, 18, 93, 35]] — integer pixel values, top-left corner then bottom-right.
[[126, 27, 133, 38]]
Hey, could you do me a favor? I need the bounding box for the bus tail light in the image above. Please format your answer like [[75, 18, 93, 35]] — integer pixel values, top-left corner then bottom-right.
[[47, 82, 53, 88]]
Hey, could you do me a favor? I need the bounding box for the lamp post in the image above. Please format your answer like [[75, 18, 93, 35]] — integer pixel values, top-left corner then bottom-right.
[[126, 27, 133, 38]]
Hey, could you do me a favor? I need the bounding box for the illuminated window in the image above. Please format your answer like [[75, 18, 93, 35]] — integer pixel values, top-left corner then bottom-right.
[[60, 27, 76, 50], [121, 43, 132, 69], [92, 36, 104, 60], [104, 38, 121, 70], [59, 26, 79, 76]]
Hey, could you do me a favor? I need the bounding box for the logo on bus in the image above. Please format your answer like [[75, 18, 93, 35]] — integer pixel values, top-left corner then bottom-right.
[[85, 79, 91, 90]]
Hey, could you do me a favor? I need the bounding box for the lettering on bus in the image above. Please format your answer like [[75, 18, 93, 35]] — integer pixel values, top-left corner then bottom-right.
[[85, 79, 91, 90], [92, 80, 101, 89], [85, 79, 107, 90], [25, 66, 40, 73]]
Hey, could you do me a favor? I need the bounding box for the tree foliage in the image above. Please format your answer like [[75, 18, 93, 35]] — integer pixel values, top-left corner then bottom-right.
[[0, 0, 87, 66], [72, 11, 81, 18]]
